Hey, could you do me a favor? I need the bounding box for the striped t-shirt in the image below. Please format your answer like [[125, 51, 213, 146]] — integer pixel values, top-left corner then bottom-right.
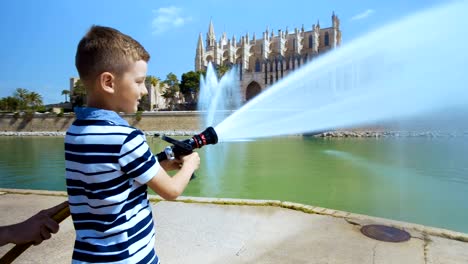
[[65, 107, 160, 264]]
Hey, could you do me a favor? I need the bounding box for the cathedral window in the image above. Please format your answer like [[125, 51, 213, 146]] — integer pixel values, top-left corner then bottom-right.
[[309, 35, 313, 48], [240, 62, 243, 80], [275, 58, 279, 80], [281, 60, 284, 77], [255, 59, 261, 72], [325, 32, 330, 46]]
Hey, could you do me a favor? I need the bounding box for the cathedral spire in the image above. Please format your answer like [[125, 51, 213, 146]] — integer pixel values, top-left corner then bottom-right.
[[206, 19, 216, 47], [332, 12, 340, 29], [195, 32, 205, 72], [208, 19, 215, 35], [197, 32, 204, 51]]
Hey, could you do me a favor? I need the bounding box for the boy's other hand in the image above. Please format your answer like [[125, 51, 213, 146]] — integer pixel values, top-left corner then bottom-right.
[[9, 201, 68, 245]]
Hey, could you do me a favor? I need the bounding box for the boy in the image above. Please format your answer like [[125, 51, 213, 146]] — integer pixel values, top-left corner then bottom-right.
[[65, 25, 200, 263]]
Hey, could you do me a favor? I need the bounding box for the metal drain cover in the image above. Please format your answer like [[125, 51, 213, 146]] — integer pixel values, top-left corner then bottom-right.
[[360, 224, 410, 242]]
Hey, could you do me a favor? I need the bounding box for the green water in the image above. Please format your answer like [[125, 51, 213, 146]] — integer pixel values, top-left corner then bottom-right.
[[0, 136, 467, 233]]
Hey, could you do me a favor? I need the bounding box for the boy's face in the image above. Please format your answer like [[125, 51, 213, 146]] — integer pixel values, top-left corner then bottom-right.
[[113, 60, 148, 113]]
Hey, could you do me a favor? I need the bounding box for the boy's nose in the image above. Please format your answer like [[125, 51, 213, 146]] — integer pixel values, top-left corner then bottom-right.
[[141, 85, 148, 96]]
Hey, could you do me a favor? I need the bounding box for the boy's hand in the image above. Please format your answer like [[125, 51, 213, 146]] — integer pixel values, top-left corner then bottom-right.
[[159, 152, 200, 172], [147, 152, 200, 200], [181, 152, 200, 172], [159, 159, 182, 171]]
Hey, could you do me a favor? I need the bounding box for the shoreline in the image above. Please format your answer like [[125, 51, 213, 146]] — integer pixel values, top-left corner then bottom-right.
[[1, 188, 468, 241], [1, 130, 467, 138]]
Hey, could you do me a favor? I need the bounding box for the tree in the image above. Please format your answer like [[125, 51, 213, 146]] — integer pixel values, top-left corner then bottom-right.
[[145, 75, 165, 94], [0, 88, 44, 112], [217, 64, 231, 78], [26, 92, 43, 110], [0, 96, 20, 111], [180, 70, 205, 104], [61, 89, 70, 102], [71, 79, 86, 108], [162, 73, 180, 110], [146, 75, 160, 87], [14, 88, 29, 110], [138, 94, 150, 111]]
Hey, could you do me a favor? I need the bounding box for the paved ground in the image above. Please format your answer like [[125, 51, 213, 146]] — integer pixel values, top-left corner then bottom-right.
[[1, 189, 468, 264]]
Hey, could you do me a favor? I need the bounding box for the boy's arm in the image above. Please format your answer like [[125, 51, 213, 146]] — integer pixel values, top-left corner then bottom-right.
[[146, 152, 200, 201]]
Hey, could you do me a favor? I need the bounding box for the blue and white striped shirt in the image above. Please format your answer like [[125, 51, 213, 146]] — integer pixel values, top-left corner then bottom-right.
[[65, 107, 160, 264]]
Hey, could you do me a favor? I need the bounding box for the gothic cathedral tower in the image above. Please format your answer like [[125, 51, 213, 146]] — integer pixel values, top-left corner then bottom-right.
[[195, 13, 341, 102]]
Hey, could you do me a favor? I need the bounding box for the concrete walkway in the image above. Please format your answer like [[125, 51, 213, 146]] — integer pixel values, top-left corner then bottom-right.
[[1, 189, 468, 264]]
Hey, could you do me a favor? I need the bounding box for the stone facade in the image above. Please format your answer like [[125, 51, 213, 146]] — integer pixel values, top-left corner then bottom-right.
[[195, 13, 341, 102], [145, 82, 169, 111]]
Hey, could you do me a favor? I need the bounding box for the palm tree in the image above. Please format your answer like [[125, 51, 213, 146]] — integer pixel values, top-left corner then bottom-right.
[[71, 80, 86, 107], [14, 88, 29, 110], [61, 89, 70, 102], [162, 73, 180, 110], [27, 92, 43, 110], [146, 75, 160, 87]]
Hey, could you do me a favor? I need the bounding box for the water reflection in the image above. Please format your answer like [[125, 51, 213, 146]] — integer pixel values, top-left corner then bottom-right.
[[0, 136, 467, 233]]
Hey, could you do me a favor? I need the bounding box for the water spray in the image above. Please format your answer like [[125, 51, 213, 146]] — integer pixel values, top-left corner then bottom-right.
[[155, 126, 218, 179]]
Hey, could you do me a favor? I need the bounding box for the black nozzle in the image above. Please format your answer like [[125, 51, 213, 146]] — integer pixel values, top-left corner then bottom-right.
[[155, 127, 218, 181], [156, 127, 218, 162], [192, 126, 218, 148]]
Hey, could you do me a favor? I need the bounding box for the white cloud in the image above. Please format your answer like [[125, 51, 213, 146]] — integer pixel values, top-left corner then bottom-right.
[[351, 9, 375, 21], [152, 6, 192, 35]]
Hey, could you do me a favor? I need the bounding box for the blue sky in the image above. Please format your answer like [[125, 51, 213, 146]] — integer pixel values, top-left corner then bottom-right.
[[0, 0, 448, 104]]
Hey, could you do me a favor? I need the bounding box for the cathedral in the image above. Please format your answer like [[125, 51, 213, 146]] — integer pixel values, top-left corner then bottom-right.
[[195, 12, 342, 102]]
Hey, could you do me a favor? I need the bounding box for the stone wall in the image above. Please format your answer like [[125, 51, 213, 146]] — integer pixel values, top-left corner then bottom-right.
[[0, 112, 202, 133]]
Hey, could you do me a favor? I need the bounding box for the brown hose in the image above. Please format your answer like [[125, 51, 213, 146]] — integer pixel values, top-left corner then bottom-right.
[[0, 204, 70, 264]]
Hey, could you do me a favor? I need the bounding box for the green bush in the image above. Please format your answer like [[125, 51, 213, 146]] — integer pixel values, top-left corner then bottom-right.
[[135, 111, 143, 122]]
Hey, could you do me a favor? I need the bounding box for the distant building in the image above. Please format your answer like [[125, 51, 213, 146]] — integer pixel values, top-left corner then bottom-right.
[[70, 77, 79, 92], [45, 102, 72, 111], [195, 12, 341, 102], [145, 81, 169, 111]]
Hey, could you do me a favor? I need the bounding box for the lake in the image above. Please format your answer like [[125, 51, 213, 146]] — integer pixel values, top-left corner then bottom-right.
[[0, 136, 467, 233]]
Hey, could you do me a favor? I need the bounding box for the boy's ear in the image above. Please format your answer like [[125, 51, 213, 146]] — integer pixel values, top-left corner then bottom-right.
[[99, 72, 115, 94]]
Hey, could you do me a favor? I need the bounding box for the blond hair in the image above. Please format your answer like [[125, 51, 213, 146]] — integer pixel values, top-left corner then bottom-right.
[[75, 25, 150, 83]]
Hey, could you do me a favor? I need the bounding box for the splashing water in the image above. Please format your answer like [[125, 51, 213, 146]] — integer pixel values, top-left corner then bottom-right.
[[213, 1, 468, 142], [197, 63, 243, 194], [198, 63, 241, 128]]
